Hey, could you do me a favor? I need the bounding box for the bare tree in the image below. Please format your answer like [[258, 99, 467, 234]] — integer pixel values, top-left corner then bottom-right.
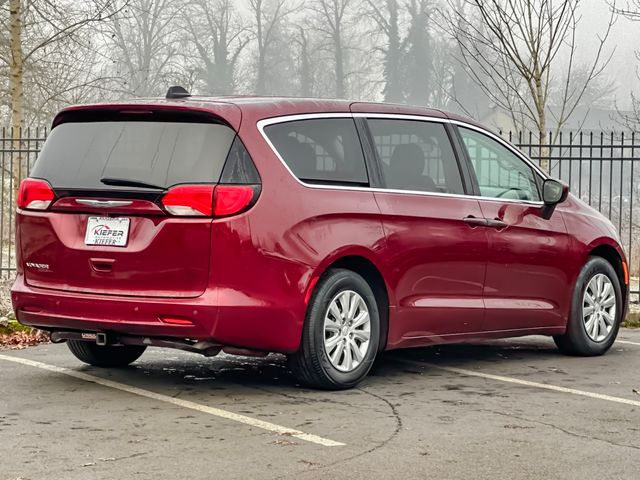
[[0, 0, 120, 182], [443, 0, 615, 169], [102, 0, 184, 97], [248, 0, 297, 95], [308, 0, 357, 99], [439, 0, 489, 117], [27, 35, 115, 122], [8, 0, 22, 135], [612, 0, 640, 19], [430, 36, 454, 108], [292, 25, 318, 96], [183, 0, 249, 95], [611, 1, 640, 130]]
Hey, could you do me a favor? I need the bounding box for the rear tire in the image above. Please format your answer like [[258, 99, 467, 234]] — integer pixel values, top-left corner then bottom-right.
[[67, 340, 146, 367], [288, 268, 380, 390], [554, 256, 622, 356]]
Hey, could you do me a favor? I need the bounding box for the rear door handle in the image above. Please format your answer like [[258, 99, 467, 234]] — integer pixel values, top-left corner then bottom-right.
[[463, 216, 489, 228], [486, 218, 508, 230]]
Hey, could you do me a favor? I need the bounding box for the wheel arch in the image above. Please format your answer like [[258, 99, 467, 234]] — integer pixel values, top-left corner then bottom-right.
[[588, 242, 629, 304], [311, 253, 391, 352]]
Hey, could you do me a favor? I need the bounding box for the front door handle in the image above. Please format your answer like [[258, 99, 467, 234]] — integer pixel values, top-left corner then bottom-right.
[[486, 218, 508, 230], [463, 216, 489, 228]]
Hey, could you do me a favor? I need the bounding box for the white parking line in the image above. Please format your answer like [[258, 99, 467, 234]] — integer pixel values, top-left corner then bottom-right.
[[617, 340, 640, 347], [0, 354, 344, 447], [393, 357, 640, 408]]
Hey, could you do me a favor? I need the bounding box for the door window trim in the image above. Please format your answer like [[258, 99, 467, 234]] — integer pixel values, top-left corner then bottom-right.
[[256, 113, 546, 206]]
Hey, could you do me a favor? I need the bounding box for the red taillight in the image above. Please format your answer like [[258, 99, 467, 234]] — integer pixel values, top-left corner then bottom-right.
[[161, 185, 215, 216], [16, 178, 54, 210], [161, 184, 256, 217], [214, 185, 255, 217]]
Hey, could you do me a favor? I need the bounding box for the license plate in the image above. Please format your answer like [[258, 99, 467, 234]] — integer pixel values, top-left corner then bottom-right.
[[85, 217, 130, 247]]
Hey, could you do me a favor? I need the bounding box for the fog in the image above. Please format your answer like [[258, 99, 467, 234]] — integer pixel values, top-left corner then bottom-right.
[[577, 1, 639, 109], [1, 0, 640, 133]]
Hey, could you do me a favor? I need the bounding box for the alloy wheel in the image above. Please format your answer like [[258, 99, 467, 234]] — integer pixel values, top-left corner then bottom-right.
[[323, 290, 371, 372], [582, 273, 617, 342]]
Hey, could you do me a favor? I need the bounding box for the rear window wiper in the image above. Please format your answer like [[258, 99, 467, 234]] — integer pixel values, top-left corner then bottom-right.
[[100, 177, 164, 190]]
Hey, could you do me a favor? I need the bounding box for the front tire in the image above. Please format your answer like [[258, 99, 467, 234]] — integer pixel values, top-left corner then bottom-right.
[[288, 269, 380, 390], [554, 256, 622, 356], [67, 340, 146, 367]]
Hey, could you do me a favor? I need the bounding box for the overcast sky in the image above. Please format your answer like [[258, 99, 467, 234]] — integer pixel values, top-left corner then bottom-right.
[[572, 1, 638, 109]]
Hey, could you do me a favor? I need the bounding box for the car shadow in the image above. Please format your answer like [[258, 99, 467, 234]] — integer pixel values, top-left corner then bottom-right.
[[77, 336, 567, 393], [383, 337, 561, 366]]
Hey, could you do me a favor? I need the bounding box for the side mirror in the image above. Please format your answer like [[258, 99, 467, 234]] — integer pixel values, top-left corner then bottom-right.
[[542, 179, 569, 206]]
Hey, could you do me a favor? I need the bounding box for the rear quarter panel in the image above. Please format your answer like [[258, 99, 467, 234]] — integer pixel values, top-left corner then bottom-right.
[[207, 117, 388, 352]]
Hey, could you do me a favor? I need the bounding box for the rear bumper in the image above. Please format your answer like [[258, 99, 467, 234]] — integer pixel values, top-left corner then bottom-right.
[[11, 274, 303, 353]]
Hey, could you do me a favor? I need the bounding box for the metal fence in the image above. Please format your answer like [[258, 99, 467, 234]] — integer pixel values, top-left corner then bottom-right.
[[0, 127, 47, 278], [0, 127, 638, 300]]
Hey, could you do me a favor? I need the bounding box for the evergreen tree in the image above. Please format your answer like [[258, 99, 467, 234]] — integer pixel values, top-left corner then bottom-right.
[[403, 0, 433, 106]]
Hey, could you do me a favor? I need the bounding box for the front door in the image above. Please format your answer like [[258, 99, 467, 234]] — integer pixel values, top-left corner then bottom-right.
[[364, 117, 489, 347], [456, 126, 572, 331]]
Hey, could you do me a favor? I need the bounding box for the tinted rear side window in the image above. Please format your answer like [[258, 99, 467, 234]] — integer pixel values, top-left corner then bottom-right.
[[264, 118, 369, 185], [367, 119, 464, 195], [31, 121, 236, 189]]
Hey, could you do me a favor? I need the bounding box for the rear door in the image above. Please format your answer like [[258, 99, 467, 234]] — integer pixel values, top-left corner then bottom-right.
[[361, 116, 489, 344], [19, 109, 243, 298]]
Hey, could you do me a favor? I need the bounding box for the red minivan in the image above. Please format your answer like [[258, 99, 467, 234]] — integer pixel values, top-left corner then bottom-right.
[[11, 89, 629, 389]]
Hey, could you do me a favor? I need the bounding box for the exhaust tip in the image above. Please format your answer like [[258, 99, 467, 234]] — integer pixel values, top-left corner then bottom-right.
[[96, 332, 108, 346], [50, 332, 67, 344]]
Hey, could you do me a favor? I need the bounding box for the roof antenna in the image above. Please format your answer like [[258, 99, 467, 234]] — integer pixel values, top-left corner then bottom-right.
[[166, 86, 191, 99]]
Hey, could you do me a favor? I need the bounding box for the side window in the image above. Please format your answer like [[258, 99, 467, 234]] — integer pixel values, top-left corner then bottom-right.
[[459, 127, 541, 201], [264, 118, 369, 185], [366, 119, 464, 195]]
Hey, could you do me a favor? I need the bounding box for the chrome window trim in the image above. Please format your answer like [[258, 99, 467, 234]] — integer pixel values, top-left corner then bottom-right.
[[256, 112, 545, 207], [351, 113, 548, 180]]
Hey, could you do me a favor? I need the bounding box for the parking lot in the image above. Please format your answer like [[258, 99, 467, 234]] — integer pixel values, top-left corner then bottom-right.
[[1, 331, 639, 480]]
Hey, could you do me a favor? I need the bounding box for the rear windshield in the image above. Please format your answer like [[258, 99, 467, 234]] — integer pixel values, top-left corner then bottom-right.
[[31, 121, 236, 189]]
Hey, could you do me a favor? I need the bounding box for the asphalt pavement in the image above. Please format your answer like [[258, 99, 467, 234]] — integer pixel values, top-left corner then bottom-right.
[[1, 331, 639, 480]]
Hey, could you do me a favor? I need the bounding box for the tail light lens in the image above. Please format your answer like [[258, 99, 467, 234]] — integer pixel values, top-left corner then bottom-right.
[[161, 185, 215, 216], [214, 186, 255, 217], [161, 184, 258, 217], [17, 178, 54, 210]]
